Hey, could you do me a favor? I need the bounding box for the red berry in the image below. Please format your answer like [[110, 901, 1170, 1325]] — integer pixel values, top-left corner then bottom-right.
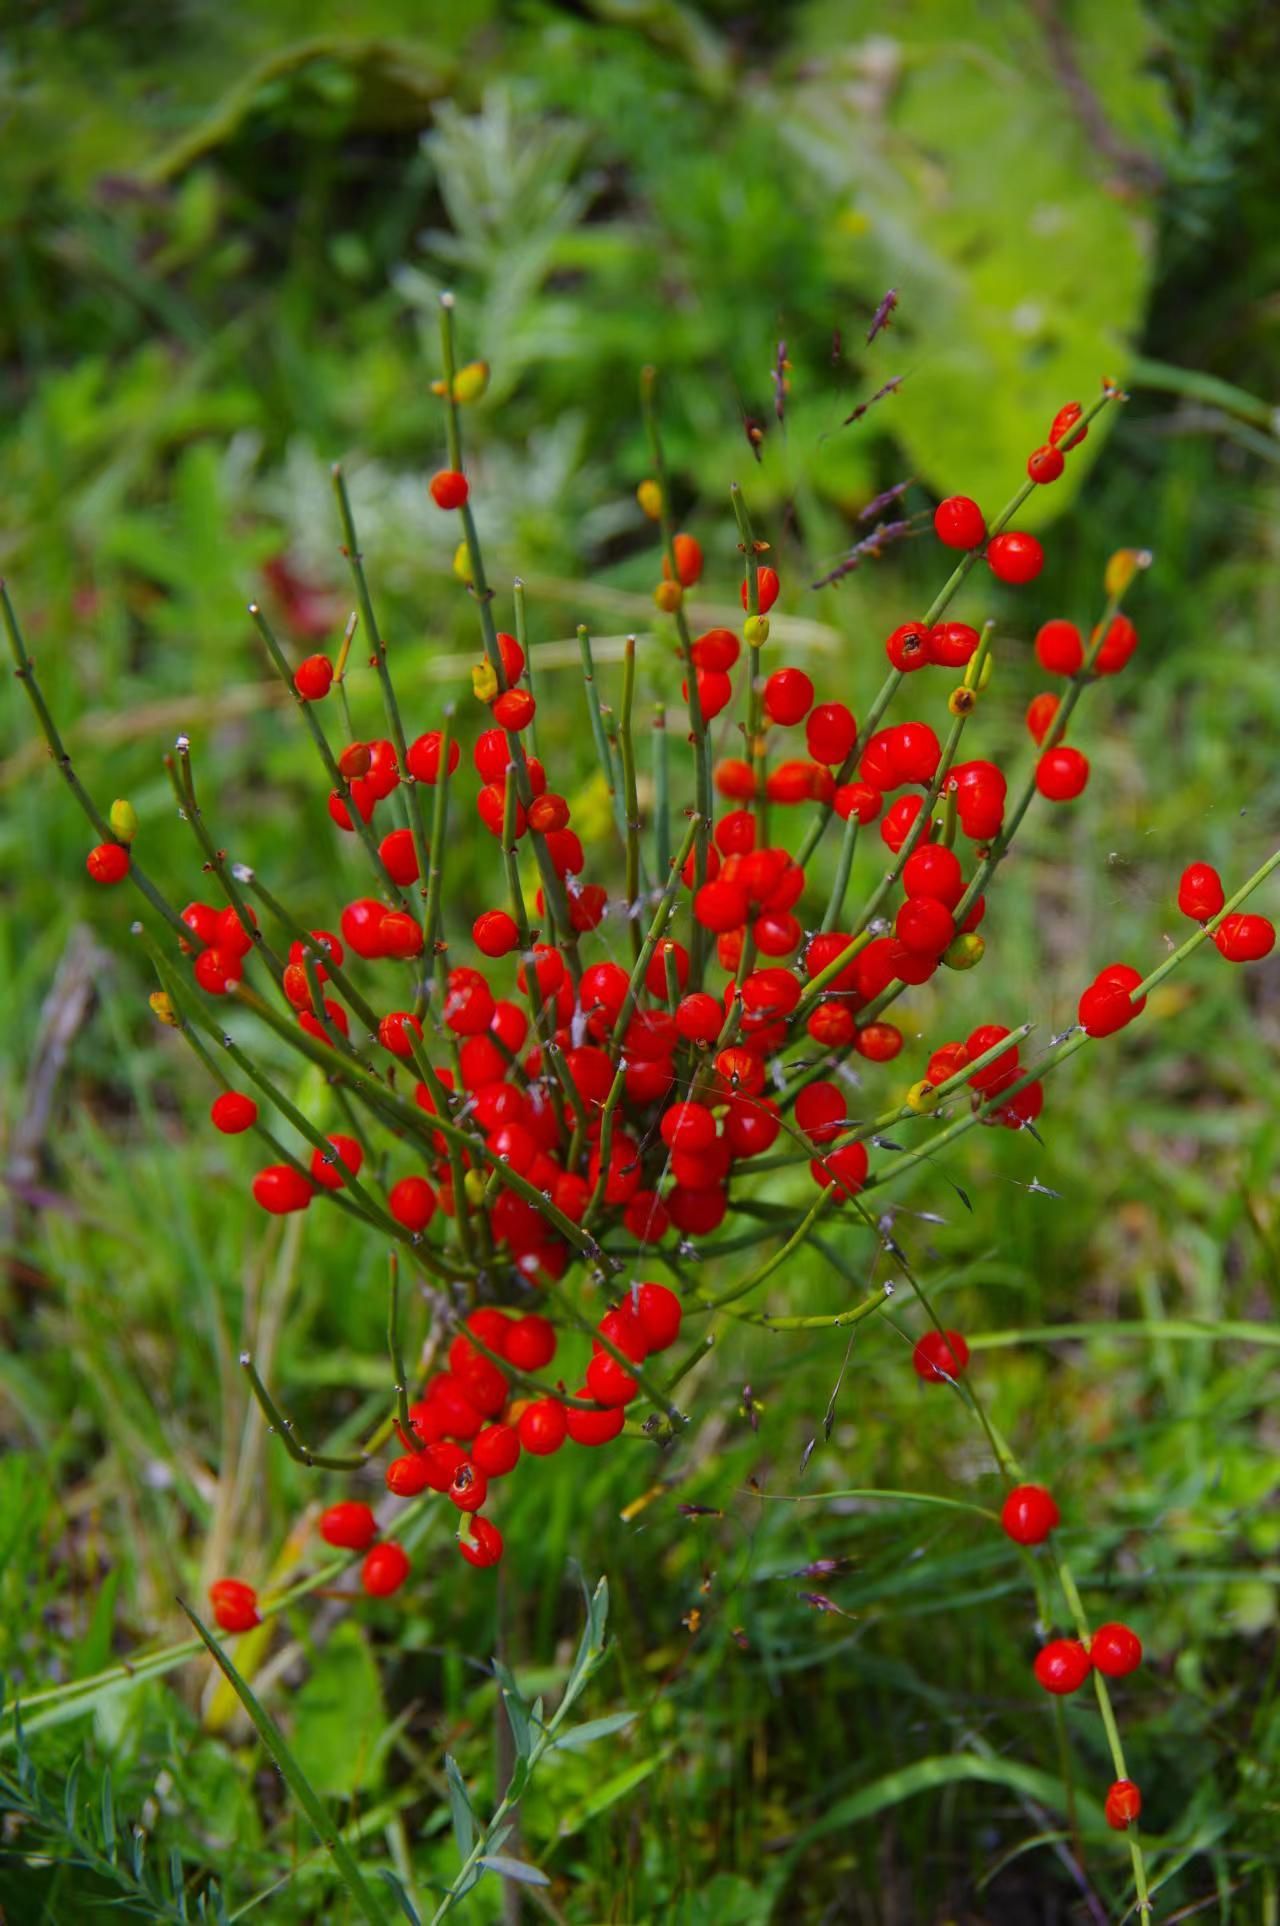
[[933, 496, 986, 550], [86, 842, 130, 884], [1027, 444, 1065, 484], [429, 469, 469, 510], [1034, 619, 1084, 676], [586, 1350, 638, 1408], [741, 566, 779, 613], [896, 896, 954, 955], [405, 731, 460, 785], [763, 667, 814, 726], [885, 622, 931, 672], [458, 1515, 504, 1568], [660, 1102, 717, 1151], [294, 654, 334, 700], [926, 621, 980, 668], [517, 1397, 567, 1455], [1025, 691, 1060, 745], [379, 828, 420, 886], [181, 901, 220, 949], [1090, 1621, 1143, 1678], [211, 1091, 257, 1134], [911, 1329, 969, 1384], [809, 1141, 868, 1199], [632, 1281, 682, 1351], [472, 1423, 520, 1476], [1104, 1780, 1142, 1831], [565, 1397, 626, 1446], [473, 908, 519, 957], [1035, 745, 1089, 801], [193, 947, 245, 996], [1176, 862, 1224, 922], [834, 781, 882, 825], [676, 991, 722, 1044], [1094, 614, 1138, 676], [795, 1080, 847, 1146], [310, 1133, 363, 1191], [1078, 963, 1146, 1037], [663, 532, 703, 588], [693, 628, 740, 672], [1214, 912, 1275, 963], [448, 1460, 489, 1512], [378, 1011, 423, 1060], [493, 687, 536, 731], [1032, 1639, 1092, 1695], [380, 911, 424, 960], [902, 842, 963, 907], [209, 1578, 259, 1634], [361, 1542, 410, 1598], [506, 1314, 556, 1372], [1049, 401, 1086, 449], [340, 898, 386, 960], [385, 1453, 433, 1497], [806, 702, 857, 766], [252, 1164, 312, 1215], [319, 1501, 377, 1551], [694, 879, 749, 933], [1000, 1484, 1060, 1546], [389, 1175, 437, 1231], [986, 531, 1043, 585]]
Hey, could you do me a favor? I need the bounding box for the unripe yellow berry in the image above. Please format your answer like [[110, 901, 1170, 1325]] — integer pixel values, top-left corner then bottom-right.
[[743, 614, 770, 646], [463, 1168, 487, 1208], [654, 580, 683, 613], [905, 1079, 937, 1112], [1104, 547, 1151, 598], [453, 541, 473, 585], [451, 360, 490, 404], [149, 990, 178, 1028], [943, 932, 985, 970], [471, 659, 499, 703], [636, 479, 662, 521], [109, 798, 139, 844]]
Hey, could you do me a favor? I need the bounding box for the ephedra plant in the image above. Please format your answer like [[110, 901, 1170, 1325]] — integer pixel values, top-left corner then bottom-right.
[[7, 292, 1279, 1919]]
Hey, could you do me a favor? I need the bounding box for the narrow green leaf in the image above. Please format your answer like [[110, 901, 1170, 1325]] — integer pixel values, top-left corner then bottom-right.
[[443, 1754, 476, 1861], [476, 1855, 550, 1888], [378, 1867, 422, 1925], [64, 1755, 82, 1835], [102, 1765, 117, 1862], [550, 1710, 638, 1753], [180, 1602, 388, 1926]]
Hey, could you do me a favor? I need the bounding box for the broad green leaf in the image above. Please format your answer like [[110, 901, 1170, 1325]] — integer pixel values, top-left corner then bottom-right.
[[290, 1622, 387, 1801], [780, 0, 1173, 507]]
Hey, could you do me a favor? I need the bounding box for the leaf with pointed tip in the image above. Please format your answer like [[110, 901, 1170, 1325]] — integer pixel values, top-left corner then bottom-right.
[[443, 1753, 476, 1862], [477, 1854, 550, 1888]]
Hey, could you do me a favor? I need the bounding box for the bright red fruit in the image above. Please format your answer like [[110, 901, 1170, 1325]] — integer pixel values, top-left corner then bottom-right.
[[458, 1515, 504, 1567], [764, 667, 813, 725], [211, 1091, 257, 1134], [1000, 1484, 1060, 1545], [1176, 862, 1224, 921], [210, 1579, 260, 1633], [911, 1329, 969, 1384], [361, 1542, 410, 1597], [1035, 618, 1084, 676], [1036, 745, 1089, 801], [986, 531, 1043, 585], [319, 1501, 377, 1551], [252, 1165, 312, 1214], [294, 655, 333, 700], [1090, 1622, 1143, 1678], [1104, 1780, 1142, 1831], [86, 843, 131, 884], [430, 469, 469, 509], [1033, 1639, 1092, 1695], [1214, 912, 1275, 962], [933, 496, 986, 550]]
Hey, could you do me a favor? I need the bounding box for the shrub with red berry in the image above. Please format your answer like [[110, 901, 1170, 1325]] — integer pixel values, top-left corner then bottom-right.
[[11, 293, 1280, 1924]]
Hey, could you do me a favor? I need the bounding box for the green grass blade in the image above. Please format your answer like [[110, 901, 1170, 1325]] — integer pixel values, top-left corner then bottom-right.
[[180, 1602, 388, 1926]]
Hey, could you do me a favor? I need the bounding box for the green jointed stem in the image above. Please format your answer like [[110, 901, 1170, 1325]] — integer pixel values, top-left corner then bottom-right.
[[167, 744, 286, 982], [240, 1355, 366, 1471], [731, 482, 770, 838], [651, 704, 670, 875], [3, 583, 190, 942], [822, 810, 860, 932], [243, 872, 384, 1037], [331, 466, 434, 916], [512, 576, 538, 758], [249, 601, 409, 906], [640, 364, 713, 976], [619, 634, 644, 955]]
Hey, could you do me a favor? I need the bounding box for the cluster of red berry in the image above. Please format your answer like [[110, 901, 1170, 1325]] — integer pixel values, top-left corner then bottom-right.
[[29, 326, 1273, 1910]]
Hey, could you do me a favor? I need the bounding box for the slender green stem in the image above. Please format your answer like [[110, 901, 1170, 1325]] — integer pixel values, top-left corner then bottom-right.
[[240, 1355, 367, 1471], [619, 635, 644, 956], [3, 583, 190, 941]]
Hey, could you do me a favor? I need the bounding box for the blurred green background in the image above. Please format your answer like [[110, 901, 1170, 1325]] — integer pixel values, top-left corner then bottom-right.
[[3, 2, 1280, 1920]]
